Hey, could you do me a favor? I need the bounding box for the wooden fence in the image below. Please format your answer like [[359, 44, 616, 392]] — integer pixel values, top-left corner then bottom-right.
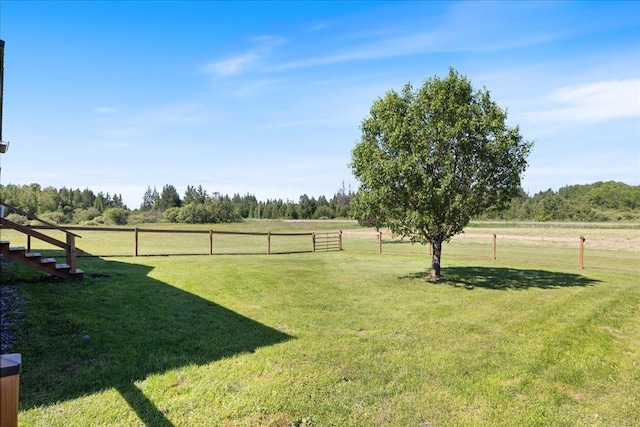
[[15, 226, 342, 257], [376, 232, 586, 268], [341, 230, 639, 273], [313, 232, 343, 252], [4, 225, 637, 273]]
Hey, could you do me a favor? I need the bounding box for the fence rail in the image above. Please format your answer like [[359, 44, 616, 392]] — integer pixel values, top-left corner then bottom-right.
[[312, 231, 343, 252], [2, 225, 637, 273], [10, 225, 343, 257], [342, 230, 639, 273]]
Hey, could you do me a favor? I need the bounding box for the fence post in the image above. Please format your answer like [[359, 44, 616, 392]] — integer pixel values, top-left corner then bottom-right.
[[66, 233, 77, 274], [339, 230, 343, 251], [378, 231, 382, 254], [0, 353, 21, 427], [209, 230, 213, 255], [312, 232, 316, 252], [134, 227, 139, 257], [492, 234, 497, 260], [27, 234, 31, 253], [579, 236, 585, 269], [267, 231, 271, 255]]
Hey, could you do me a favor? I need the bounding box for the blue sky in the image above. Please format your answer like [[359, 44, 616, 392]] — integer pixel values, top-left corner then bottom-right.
[[1, 1, 638, 208]]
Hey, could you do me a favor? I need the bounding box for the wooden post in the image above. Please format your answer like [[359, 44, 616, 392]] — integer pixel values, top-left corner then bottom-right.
[[0, 39, 4, 143], [312, 232, 316, 252], [492, 234, 497, 260], [0, 353, 21, 427], [66, 233, 77, 274], [579, 236, 585, 269], [267, 231, 271, 255], [209, 230, 213, 255], [134, 227, 139, 257], [27, 234, 31, 253], [378, 231, 382, 254], [339, 230, 343, 251]]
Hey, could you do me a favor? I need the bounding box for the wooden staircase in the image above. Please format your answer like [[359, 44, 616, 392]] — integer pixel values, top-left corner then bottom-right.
[[0, 242, 83, 280], [0, 213, 84, 280]]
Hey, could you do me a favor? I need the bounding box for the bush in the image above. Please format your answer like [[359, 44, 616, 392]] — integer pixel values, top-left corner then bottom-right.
[[80, 216, 107, 226], [313, 206, 336, 220], [163, 207, 181, 223], [103, 208, 129, 225], [177, 203, 209, 224], [73, 208, 101, 224], [38, 211, 71, 225], [4, 213, 29, 225], [128, 210, 162, 224]]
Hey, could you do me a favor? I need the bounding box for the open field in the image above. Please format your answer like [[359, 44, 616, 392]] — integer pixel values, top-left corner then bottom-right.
[[346, 223, 639, 274], [1, 221, 639, 426], [1, 220, 638, 273]]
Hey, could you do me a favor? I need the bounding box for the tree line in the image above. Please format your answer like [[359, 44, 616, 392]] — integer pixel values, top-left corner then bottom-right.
[[0, 182, 354, 226], [134, 183, 353, 224], [481, 181, 640, 222], [0, 181, 637, 226]]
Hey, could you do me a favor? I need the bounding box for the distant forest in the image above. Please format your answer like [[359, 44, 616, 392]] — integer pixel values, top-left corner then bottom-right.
[[0, 181, 638, 226]]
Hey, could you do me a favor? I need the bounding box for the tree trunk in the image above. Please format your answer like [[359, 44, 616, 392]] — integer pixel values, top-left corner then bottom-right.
[[430, 240, 442, 279]]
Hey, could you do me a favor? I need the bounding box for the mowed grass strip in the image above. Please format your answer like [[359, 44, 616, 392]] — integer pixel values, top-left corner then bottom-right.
[[7, 247, 639, 426]]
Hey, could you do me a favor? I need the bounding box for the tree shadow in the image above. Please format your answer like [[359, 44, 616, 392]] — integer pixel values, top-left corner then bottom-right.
[[383, 238, 413, 245], [12, 257, 292, 425], [401, 266, 600, 290]]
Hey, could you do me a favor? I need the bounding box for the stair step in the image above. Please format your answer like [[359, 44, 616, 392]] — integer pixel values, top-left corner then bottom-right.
[[0, 232, 84, 279]]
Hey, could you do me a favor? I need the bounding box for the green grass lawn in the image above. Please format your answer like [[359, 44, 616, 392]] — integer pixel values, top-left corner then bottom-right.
[[1, 221, 639, 426]]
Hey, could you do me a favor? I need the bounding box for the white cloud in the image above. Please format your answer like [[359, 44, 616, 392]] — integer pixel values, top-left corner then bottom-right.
[[94, 106, 119, 114], [269, 3, 568, 73], [205, 52, 260, 76], [204, 35, 286, 76], [527, 79, 640, 123]]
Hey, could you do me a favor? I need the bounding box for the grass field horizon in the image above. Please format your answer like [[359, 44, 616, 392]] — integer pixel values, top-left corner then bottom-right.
[[1, 221, 638, 426]]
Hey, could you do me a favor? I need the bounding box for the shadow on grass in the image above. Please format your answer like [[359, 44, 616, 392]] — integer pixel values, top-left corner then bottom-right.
[[10, 257, 292, 425], [382, 238, 413, 245], [401, 266, 601, 290]]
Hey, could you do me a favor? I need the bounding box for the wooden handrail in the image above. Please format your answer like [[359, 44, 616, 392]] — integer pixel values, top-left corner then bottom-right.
[[0, 217, 82, 272], [0, 218, 70, 250], [0, 202, 81, 238]]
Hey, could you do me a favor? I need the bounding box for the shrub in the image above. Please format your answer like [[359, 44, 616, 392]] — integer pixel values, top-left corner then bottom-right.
[[81, 216, 107, 226], [177, 203, 209, 224], [313, 206, 336, 220], [128, 210, 162, 224], [4, 213, 29, 225], [73, 207, 101, 224], [103, 208, 129, 225], [163, 207, 181, 223], [37, 211, 71, 225]]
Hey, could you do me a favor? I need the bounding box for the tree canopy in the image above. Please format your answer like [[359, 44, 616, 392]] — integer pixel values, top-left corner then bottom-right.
[[351, 68, 533, 278]]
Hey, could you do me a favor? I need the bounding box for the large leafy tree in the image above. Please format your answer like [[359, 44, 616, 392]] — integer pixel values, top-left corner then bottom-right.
[[351, 68, 533, 278]]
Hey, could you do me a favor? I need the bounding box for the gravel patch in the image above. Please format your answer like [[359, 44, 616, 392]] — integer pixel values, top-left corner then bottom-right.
[[1, 259, 26, 353]]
